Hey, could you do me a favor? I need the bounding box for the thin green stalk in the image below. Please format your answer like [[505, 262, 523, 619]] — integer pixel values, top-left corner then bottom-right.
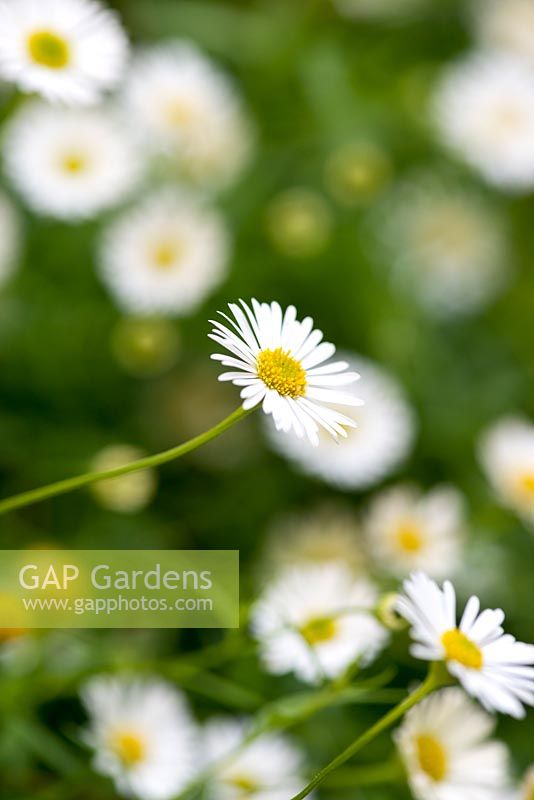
[[289, 662, 451, 800], [0, 406, 252, 516]]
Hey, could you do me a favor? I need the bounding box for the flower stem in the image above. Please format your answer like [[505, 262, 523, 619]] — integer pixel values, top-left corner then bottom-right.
[[289, 662, 450, 800], [0, 406, 252, 516]]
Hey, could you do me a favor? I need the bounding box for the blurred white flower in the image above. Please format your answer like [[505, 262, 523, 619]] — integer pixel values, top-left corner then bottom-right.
[[365, 484, 465, 579], [478, 416, 534, 525], [121, 41, 253, 189], [203, 718, 306, 800], [81, 676, 198, 800], [0, 0, 128, 106], [89, 444, 157, 514], [265, 354, 415, 489], [266, 188, 332, 259], [333, 0, 427, 20], [251, 562, 388, 684], [99, 190, 229, 317], [0, 191, 21, 287], [3, 102, 142, 220], [396, 687, 509, 800], [472, 0, 534, 64], [374, 173, 509, 317], [433, 53, 534, 191], [211, 300, 362, 446], [396, 571, 534, 718]]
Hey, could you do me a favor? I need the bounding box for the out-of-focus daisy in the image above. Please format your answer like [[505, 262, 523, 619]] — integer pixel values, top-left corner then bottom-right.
[[111, 317, 181, 379], [210, 300, 362, 446], [479, 416, 534, 525], [0, 0, 128, 106], [81, 676, 197, 800], [89, 445, 157, 514], [3, 102, 141, 220], [121, 41, 252, 189], [365, 484, 465, 578], [99, 190, 229, 317], [251, 562, 388, 684], [433, 53, 534, 191], [396, 687, 509, 800], [0, 191, 21, 288], [266, 189, 332, 259], [333, 0, 428, 21], [265, 354, 414, 488], [325, 141, 392, 207], [472, 0, 534, 64], [203, 718, 306, 800], [373, 173, 509, 317], [396, 571, 534, 718]]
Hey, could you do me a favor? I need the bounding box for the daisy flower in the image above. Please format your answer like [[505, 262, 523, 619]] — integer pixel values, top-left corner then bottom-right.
[[210, 300, 362, 446], [479, 416, 534, 525], [433, 53, 534, 191], [99, 190, 229, 317], [203, 718, 306, 800], [0, 0, 128, 106], [81, 675, 198, 800], [3, 102, 142, 220], [265, 354, 414, 487], [372, 172, 509, 318], [0, 191, 21, 288], [396, 572, 534, 718], [365, 484, 465, 579], [396, 687, 509, 800], [121, 41, 253, 189], [250, 562, 389, 684], [472, 0, 534, 64], [89, 445, 157, 514]]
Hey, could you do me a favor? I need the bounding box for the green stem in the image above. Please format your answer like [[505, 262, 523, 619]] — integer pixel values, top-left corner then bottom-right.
[[0, 407, 252, 516], [289, 663, 450, 800]]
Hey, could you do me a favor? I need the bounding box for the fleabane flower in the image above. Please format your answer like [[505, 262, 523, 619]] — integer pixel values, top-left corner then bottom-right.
[[250, 562, 389, 685], [3, 102, 142, 220], [81, 675, 197, 800], [396, 572, 534, 718], [0, 191, 21, 288], [0, 0, 128, 106], [203, 718, 307, 800], [479, 416, 534, 525], [396, 687, 509, 800], [365, 484, 465, 579], [210, 300, 362, 446]]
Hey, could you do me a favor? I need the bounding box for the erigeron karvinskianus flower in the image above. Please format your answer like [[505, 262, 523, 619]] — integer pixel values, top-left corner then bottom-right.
[[0, 0, 128, 106], [210, 300, 362, 446], [250, 562, 389, 684], [396, 572, 534, 718]]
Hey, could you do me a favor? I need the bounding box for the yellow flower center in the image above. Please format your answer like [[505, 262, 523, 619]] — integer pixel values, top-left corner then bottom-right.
[[61, 153, 88, 174], [441, 628, 483, 670], [300, 615, 338, 646], [256, 347, 307, 398], [518, 471, 534, 496], [165, 99, 195, 127], [416, 734, 447, 782], [110, 730, 146, 767], [229, 775, 259, 795], [151, 239, 184, 270], [27, 30, 70, 69], [396, 521, 424, 553]]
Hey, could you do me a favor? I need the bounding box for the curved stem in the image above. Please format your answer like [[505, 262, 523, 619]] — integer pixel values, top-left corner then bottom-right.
[[289, 662, 450, 800], [0, 406, 252, 516]]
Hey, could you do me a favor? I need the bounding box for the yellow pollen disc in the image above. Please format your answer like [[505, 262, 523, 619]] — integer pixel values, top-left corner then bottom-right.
[[111, 730, 146, 767], [61, 153, 87, 174], [300, 616, 338, 646], [27, 30, 70, 69], [151, 240, 183, 270], [396, 521, 424, 553], [518, 472, 534, 495], [165, 100, 195, 127], [229, 775, 259, 794], [441, 628, 483, 670], [256, 347, 307, 398], [416, 734, 447, 782]]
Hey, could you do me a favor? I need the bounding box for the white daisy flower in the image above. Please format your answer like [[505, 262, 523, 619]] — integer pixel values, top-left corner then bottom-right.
[[396, 687, 509, 800], [265, 354, 415, 488], [81, 675, 197, 800], [99, 190, 229, 317], [121, 41, 253, 189], [203, 718, 306, 800], [250, 562, 389, 685], [396, 571, 534, 718], [373, 173, 509, 317], [478, 416, 534, 525], [210, 300, 362, 447], [0, 0, 128, 106], [433, 53, 534, 191], [0, 191, 21, 288], [472, 0, 534, 64], [3, 102, 142, 221], [365, 484, 465, 579]]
